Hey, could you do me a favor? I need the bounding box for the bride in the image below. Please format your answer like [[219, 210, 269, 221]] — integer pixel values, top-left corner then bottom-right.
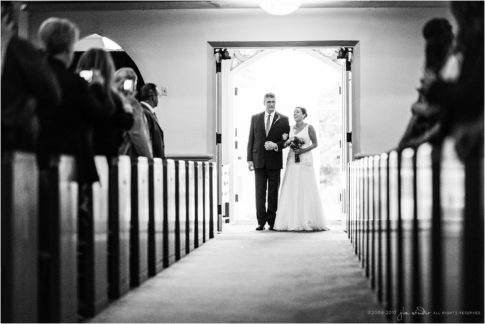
[[274, 106, 329, 231]]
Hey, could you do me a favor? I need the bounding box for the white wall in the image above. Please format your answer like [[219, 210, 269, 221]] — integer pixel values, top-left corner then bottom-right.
[[27, 6, 452, 156]]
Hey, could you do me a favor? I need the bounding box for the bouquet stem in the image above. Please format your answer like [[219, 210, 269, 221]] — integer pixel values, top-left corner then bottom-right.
[[295, 153, 300, 163]]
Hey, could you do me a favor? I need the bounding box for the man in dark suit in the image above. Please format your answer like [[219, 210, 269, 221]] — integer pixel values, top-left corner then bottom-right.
[[139, 83, 165, 158], [247, 93, 290, 231]]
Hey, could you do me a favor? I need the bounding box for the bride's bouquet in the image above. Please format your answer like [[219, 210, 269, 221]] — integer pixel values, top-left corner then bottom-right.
[[289, 136, 305, 163]]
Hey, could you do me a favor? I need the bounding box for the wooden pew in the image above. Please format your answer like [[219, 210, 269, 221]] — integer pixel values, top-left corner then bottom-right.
[[210, 162, 218, 238], [108, 156, 131, 299], [195, 162, 204, 248], [351, 162, 356, 249], [440, 139, 465, 322], [368, 157, 376, 288], [363, 157, 369, 273], [388, 151, 401, 311], [379, 153, 390, 307], [1, 152, 39, 323], [186, 161, 196, 253], [165, 159, 176, 266], [463, 149, 484, 322], [416, 143, 433, 318], [176, 160, 187, 260], [400, 148, 416, 313], [78, 156, 110, 317], [148, 158, 164, 276], [38, 155, 78, 323], [356, 158, 360, 262], [130, 157, 149, 287], [204, 162, 211, 243]]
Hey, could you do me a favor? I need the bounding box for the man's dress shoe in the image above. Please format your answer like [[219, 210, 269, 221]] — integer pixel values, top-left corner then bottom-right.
[[256, 225, 264, 231]]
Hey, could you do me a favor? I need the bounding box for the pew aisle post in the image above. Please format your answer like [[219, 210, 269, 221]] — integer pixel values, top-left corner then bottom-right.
[[204, 162, 211, 242], [400, 148, 415, 313], [108, 156, 131, 299], [165, 159, 177, 266], [176, 160, 187, 260], [463, 148, 484, 322], [187, 161, 196, 253], [148, 158, 164, 275], [440, 139, 465, 322], [430, 143, 443, 322], [416, 144, 433, 317], [356, 158, 361, 257], [348, 162, 353, 241], [195, 162, 204, 248], [368, 157, 376, 289], [373, 155, 382, 302], [379, 153, 390, 308], [210, 162, 218, 238], [1, 152, 39, 323], [388, 151, 401, 312], [79, 156, 109, 317], [363, 157, 369, 274], [130, 157, 149, 287], [38, 156, 78, 322]]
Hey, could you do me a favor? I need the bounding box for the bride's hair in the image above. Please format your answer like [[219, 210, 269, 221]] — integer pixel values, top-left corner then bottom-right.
[[296, 106, 308, 118]]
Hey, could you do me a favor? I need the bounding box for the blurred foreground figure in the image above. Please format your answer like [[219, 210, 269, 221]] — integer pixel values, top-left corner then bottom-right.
[[398, 18, 454, 149], [1, 1, 60, 152], [427, 1, 484, 160], [37, 17, 107, 183]]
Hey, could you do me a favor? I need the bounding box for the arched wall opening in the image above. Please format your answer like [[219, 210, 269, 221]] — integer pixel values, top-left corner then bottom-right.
[[72, 34, 146, 96]]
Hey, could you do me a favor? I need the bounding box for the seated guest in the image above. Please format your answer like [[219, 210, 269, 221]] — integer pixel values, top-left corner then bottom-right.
[[139, 83, 165, 158], [76, 48, 134, 159], [427, 1, 484, 160], [1, 1, 60, 152], [114, 67, 153, 158], [37, 17, 107, 184], [398, 18, 453, 149]]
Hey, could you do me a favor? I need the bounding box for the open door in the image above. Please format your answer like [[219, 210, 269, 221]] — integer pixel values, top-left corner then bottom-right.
[[338, 47, 353, 231]]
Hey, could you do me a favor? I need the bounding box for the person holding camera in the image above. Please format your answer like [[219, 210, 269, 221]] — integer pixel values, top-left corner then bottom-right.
[[76, 48, 134, 159], [114, 67, 153, 158]]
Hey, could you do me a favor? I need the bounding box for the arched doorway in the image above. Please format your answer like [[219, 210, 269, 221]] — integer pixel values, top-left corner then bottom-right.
[[72, 34, 145, 96]]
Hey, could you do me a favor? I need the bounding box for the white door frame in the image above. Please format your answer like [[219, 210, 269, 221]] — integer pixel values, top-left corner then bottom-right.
[[211, 41, 357, 227]]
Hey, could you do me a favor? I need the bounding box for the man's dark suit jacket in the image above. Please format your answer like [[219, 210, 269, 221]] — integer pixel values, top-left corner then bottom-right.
[[140, 103, 165, 159], [247, 111, 290, 169]]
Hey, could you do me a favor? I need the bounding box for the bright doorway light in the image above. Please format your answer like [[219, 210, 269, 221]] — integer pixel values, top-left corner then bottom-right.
[[230, 49, 342, 223], [74, 34, 122, 51]]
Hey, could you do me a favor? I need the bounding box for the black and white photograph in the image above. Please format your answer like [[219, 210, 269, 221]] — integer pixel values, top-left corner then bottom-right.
[[1, 0, 483, 323]]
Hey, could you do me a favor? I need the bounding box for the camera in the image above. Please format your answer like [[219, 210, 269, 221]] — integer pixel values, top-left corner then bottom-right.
[[123, 79, 134, 91], [79, 70, 93, 82]]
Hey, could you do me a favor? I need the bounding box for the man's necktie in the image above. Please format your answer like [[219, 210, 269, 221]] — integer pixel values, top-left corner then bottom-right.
[[265, 114, 271, 136]]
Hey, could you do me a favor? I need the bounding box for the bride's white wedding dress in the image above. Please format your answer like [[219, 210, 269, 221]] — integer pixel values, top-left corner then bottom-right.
[[274, 124, 329, 231]]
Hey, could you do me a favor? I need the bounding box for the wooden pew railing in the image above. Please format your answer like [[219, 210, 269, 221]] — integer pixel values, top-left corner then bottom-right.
[[347, 138, 484, 323], [1, 154, 219, 323]]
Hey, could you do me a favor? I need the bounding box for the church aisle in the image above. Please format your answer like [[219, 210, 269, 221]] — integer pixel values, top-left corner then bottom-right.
[[90, 224, 387, 323]]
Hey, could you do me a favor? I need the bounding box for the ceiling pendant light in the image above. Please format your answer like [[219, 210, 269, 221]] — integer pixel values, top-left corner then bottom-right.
[[259, 0, 301, 16]]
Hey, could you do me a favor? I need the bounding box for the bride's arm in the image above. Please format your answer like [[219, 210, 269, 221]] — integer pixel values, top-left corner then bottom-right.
[[299, 124, 318, 154]]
